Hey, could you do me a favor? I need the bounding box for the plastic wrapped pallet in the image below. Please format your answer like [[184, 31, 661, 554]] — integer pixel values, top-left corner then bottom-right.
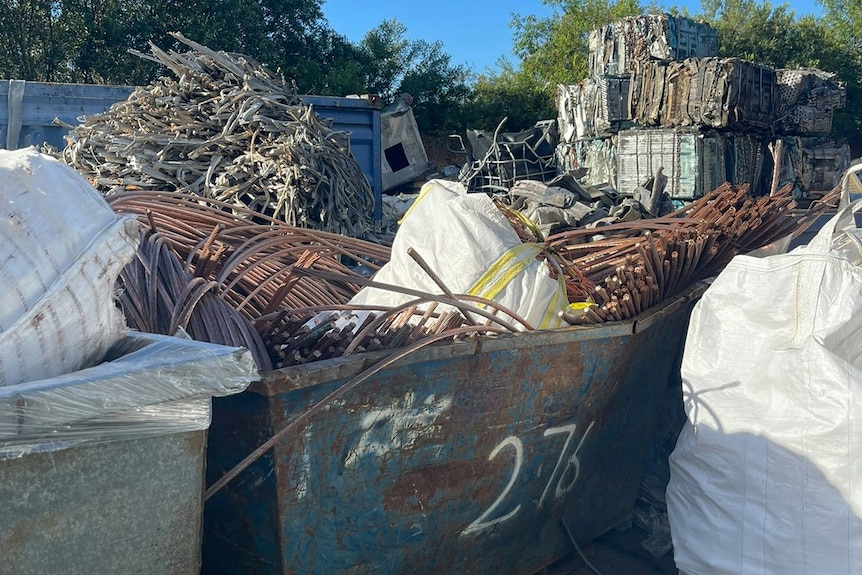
[[631, 58, 775, 131], [616, 128, 725, 199], [775, 68, 846, 134], [588, 14, 718, 77], [0, 332, 257, 457], [0, 148, 140, 387]]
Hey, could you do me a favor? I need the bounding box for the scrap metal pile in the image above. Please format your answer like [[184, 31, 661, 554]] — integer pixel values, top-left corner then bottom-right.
[[110, 192, 533, 370], [60, 33, 375, 236], [548, 182, 827, 324], [109, 179, 832, 370], [557, 14, 849, 198]]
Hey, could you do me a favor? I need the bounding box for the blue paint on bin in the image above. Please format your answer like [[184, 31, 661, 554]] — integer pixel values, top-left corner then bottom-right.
[[202, 285, 706, 574]]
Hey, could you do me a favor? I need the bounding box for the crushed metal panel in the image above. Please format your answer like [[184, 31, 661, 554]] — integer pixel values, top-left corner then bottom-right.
[[775, 68, 846, 135], [381, 106, 429, 191], [556, 78, 632, 142], [630, 58, 775, 131], [773, 137, 851, 195], [202, 288, 703, 575], [555, 138, 617, 187], [725, 133, 768, 196]]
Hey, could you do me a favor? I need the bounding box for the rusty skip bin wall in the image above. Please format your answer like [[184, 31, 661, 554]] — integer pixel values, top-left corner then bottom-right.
[[201, 287, 703, 575]]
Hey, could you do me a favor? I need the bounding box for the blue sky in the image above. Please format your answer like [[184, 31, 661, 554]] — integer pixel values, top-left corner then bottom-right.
[[321, 0, 825, 75]]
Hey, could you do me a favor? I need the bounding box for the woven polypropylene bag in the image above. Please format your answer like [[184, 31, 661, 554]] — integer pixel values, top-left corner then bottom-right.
[[0, 148, 140, 386], [667, 184, 862, 575]]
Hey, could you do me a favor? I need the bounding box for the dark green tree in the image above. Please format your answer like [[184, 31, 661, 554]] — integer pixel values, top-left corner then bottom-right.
[[0, 0, 67, 81], [465, 64, 556, 132], [357, 19, 472, 134], [512, 0, 643, 87]]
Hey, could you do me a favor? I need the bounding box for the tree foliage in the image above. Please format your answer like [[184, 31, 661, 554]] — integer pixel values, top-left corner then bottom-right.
[[0, 0, 360, 93], [512, 0, 643, 87], [465, 65, 556, 132], [357, 19, 472, 135]]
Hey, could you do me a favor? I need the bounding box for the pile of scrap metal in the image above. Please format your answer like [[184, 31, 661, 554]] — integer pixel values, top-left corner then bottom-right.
[[58, 33, 375, 237], [109, 175, 835, 372], [587, 13, 719, 77], [557, 14, 849, 199]]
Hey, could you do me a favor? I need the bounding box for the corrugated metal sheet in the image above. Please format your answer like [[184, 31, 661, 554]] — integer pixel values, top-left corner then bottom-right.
[[202, 286, 705, 575]]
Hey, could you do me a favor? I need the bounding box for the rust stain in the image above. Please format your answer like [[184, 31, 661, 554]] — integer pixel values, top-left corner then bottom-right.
[[381, 459, 493, 512]]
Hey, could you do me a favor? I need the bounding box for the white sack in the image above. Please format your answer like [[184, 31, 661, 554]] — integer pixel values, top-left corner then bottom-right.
[[667, 175, 862, 575], [349, 179, 567, 330], [0, 148, 140, 386]]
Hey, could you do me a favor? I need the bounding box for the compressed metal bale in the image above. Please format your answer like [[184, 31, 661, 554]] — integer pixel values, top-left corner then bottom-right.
[[630, 57, 775, 131], [588, 14, 718, 77], [616, 128, 726, 199]]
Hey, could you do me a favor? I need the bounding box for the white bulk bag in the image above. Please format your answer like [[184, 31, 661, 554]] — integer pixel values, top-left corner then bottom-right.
[[0, 149, 140, 386], [667, 173, 862, 575], [349, 179, 567, 330]]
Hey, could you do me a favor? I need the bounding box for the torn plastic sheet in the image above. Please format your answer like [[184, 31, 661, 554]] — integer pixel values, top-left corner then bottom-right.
[[0, 332, 258, 458]]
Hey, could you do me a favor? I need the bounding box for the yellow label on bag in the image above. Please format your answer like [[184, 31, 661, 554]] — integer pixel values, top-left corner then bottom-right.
[[467, 243, 545, 299], [397, 181, 437, 225], [468, 243, 566, 329]]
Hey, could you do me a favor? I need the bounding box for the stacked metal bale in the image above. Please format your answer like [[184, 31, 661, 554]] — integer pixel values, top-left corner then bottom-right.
[[557, 14, 849, 200]]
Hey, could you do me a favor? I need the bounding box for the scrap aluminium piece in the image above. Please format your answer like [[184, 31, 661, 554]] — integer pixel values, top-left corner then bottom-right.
[[60, 33, 376, 237], [459, 118, 558, 193]]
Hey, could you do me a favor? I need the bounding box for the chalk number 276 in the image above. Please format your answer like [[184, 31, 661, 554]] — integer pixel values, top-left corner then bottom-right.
[[461, 421, 595, 536]]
